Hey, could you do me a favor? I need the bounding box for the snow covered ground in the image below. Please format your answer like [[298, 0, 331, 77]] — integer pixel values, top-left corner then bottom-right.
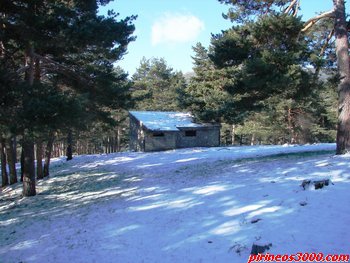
[[0, 143, 349, 263]]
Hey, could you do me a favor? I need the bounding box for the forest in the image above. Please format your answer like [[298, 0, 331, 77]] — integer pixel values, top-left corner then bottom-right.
[[0, 0, 349, 197]]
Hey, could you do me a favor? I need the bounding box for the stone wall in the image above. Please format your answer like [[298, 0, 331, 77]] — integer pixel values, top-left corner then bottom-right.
[[129, 112, 221, 152], [176, 127, 220, 149], [129, 114, 145, 151], [144, 131, 177, 152]]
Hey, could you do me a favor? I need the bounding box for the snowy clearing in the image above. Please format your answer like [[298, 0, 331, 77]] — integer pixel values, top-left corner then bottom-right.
[[1, 143, 349, 263]]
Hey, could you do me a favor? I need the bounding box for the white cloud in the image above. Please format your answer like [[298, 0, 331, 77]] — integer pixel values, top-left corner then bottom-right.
[[151, 13, 205, 46]]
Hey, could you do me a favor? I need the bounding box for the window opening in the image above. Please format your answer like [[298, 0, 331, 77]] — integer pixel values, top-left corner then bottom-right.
[[153, 132, 165, 137], [185, 130, 197, 137]]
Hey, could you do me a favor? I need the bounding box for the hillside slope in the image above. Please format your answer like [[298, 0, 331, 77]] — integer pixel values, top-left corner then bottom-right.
[[0, 144, 349, 263]]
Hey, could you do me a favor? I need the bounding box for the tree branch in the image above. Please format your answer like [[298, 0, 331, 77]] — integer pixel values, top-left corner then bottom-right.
[[320, 29, 334, 56], [313, 28, 335, 80], [33, 53, 92, 86], [301, 9, 335, 32], [0, 41, 4, 59], [293, 0, 300, 17], [16, 65, 30, 74], [284, 0, 300, 16]]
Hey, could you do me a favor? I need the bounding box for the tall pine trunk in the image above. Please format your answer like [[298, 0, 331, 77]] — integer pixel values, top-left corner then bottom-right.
[[22, 44, 36, 196], [287, 108, 297, 144], [36, 140, 43, 180], [334, 0, 350, 154], [66, 130, 73, 161], [5, 137, 17, 184], [231, 124, 236, 145], [44, 131, 55, 177], [250, 133, 256, 146], [22, 137, 36, 196], [1, 138, 9, 187], [116, 127, 122, 152], [34, 54, 44, 179], [20, 148, 24, 182]]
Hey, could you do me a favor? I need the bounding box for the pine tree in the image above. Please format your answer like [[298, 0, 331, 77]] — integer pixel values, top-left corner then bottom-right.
[[333, 0, 350, 154], [184, 13, 335, 144], [213, 15, 315, 120], [179, 43, 236, 123], [0, 1, 135, 195], [0, 138, 9, 187], [217, 0, 350, 152], [132, 57, 186, 111]]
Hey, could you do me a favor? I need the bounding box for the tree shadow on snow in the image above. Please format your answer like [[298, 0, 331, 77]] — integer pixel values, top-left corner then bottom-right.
[[1, 151, 349, 263]]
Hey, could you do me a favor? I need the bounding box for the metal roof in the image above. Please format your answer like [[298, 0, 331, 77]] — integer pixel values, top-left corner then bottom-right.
[[129, 111, 212, 131]]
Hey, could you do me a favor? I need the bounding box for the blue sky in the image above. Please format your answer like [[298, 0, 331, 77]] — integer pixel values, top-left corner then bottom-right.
[[99, 0, 339, 76]]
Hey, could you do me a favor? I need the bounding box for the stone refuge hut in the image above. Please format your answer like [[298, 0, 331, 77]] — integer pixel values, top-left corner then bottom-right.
[[129, 111, 221, 152]]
